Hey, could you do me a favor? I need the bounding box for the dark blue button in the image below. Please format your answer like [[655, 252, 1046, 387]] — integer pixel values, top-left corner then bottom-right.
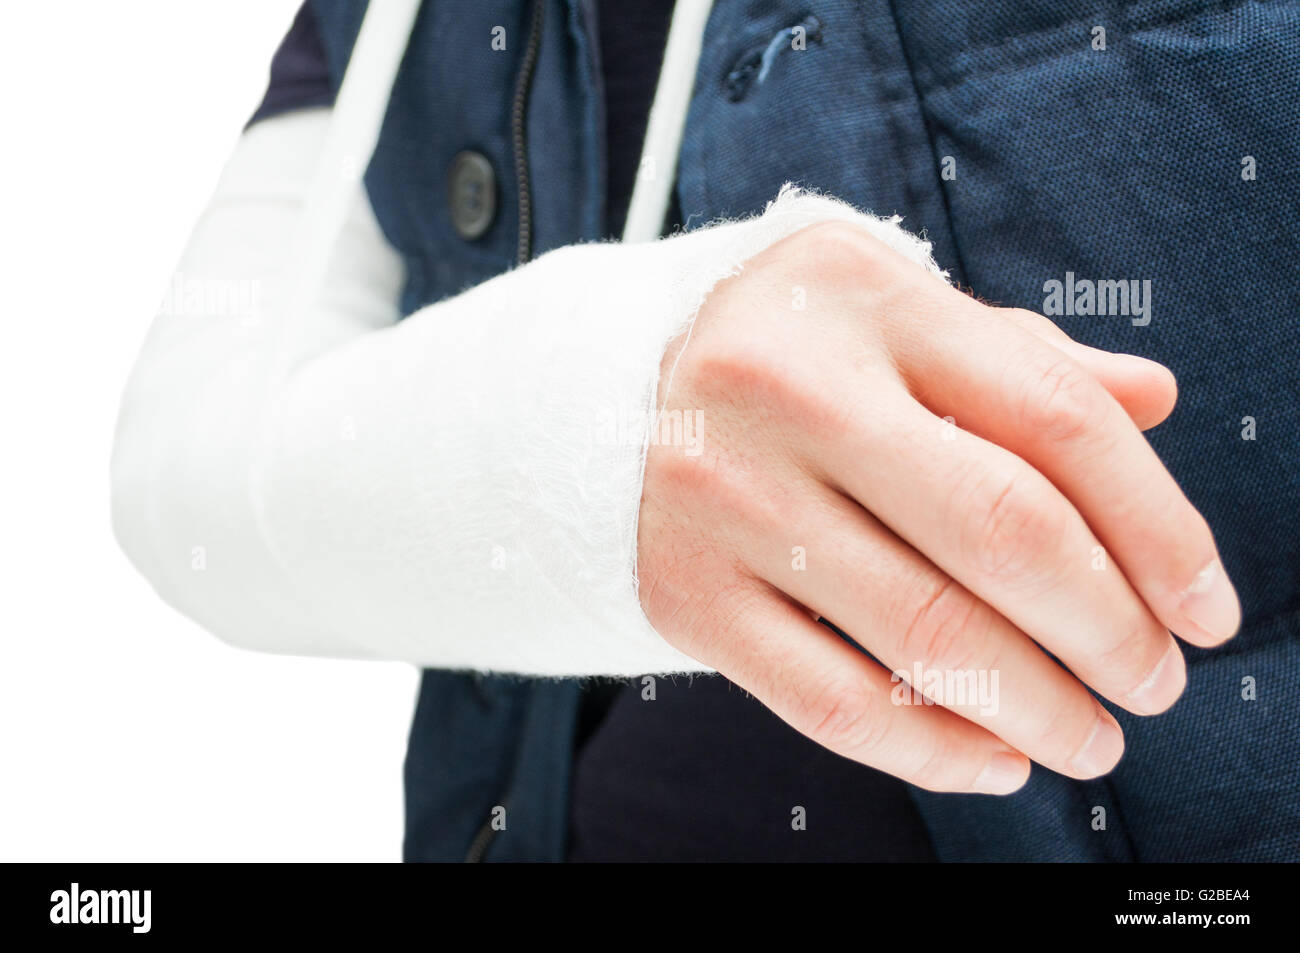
[[447, 150, 497, 241]]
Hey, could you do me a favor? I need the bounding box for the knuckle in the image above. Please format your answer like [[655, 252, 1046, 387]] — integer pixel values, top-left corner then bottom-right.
[[804, 680, 890, 756], [1168, 511, 1218, 583], [768, 220, 910, 297], [690, 338, 783, 393], [1036, 698, 1097, 762], [895, 575, 985, 674], [966, 471, 1066, 578], [1019, 358, 1106, 442], [690, 343, 793, 413], [1092, 619, 1164, 686], [691, 342, 856, 440], [788, 220, 880, 274], [642, 440, 726, 528], [648, 434, 795, 546], [645, 431, 720, 496], [908, 739, 963, 792], [1007, 307, 1066, 338], [648, 574, 762, 660]]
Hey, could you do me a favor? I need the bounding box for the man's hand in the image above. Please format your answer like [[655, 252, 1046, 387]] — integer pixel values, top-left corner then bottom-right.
[[637, 221, 1241, 794]]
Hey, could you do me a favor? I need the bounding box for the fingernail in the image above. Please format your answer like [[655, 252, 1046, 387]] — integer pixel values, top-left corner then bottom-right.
[[1067, 711, 1125, 778], [972, 751, 1029, 795], [1125, 640, 1186, 714], [1179, 558, 1241, 644]]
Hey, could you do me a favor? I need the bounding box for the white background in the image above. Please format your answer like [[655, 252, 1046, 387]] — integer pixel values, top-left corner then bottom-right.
[[0, 2, 418, 861]]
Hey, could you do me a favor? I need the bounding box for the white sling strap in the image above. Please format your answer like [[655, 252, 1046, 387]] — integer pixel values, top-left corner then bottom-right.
[[276, 0, 422, 378], [622, 0, 716, 244], [278, 0, 713, 377]]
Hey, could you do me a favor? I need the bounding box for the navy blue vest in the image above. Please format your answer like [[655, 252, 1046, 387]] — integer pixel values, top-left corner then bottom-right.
[[300, 0, 1300, 861]]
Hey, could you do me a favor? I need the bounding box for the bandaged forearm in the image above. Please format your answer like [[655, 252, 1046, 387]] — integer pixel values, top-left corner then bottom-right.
[[111, 109, 945, 676]]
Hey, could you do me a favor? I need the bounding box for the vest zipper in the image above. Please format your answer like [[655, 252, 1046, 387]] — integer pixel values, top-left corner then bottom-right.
[[511, 0, 546, 265]]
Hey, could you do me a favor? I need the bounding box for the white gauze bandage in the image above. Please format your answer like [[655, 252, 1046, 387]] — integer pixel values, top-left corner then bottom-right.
[[111, 110, 946, 676]]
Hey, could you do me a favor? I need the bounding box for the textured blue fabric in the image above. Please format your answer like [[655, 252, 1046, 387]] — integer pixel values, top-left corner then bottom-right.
[[879, 0, 1300, 862], [281, 0, 1298, 861]]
